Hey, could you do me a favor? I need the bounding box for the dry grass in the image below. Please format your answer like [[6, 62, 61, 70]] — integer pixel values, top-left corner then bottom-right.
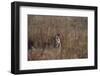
[[28, 48, 87, 61], [28, 15, 88, 61]]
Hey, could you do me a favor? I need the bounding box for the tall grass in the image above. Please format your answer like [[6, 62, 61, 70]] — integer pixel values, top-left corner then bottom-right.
[[28, 15, 88, 60]]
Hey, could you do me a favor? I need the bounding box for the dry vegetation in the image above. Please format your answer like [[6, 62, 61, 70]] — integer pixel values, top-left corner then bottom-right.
[[28, 15, 88, 61]]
